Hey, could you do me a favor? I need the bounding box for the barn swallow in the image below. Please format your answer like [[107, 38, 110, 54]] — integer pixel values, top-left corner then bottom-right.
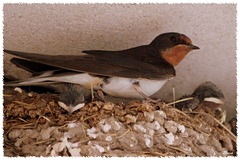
[[175, 81, 225, 121], [4, 32, 199, 101], [57, 83, 87, 114]]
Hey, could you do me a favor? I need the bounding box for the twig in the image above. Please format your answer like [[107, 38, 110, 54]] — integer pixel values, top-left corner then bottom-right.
[[18, 118, 28, 122], [116, 128, 131, 139], [46, 104, 53, 115], [81, 123, 87, 138], [91, 82, 94, 102], [170, 107, 192, 119], [56, 120, 77, 130], [172, 87, 176, 108], [34, 116, 53, 126], [168, 146, 190, 156], [13, 101, 30, 106], [3, 94, 13, 97], [142, 151, 168, 157], [166, 97, 193, 106], [82, 114, 98, 121], [33, 138, 56, 145], [6, 123, 35, 134]]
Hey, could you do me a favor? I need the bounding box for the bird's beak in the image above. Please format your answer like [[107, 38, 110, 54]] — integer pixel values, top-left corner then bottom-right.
[[203, 97, 224, 104], [58, 101, 69, 112], [69, 103, 85, 114], [187, 44, 200, 50], [58, 101, 85, 114]]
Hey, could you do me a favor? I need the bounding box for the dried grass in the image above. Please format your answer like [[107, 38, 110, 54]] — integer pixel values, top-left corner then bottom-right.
[[3, 87, 236, 157]]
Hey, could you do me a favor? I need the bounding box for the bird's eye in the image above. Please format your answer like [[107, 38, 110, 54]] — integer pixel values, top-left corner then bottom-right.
[[170, 36, 176, 42]]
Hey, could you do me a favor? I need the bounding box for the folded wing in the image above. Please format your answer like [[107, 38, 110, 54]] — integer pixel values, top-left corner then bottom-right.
[[4, 49, 175, 80]]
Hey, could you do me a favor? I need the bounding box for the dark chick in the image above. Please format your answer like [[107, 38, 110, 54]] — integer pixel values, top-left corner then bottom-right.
[[176, 81, 225, 121], [57, 84, 89, 114]]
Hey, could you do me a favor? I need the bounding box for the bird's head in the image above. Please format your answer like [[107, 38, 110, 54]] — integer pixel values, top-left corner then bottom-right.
[[150, 32, 199, 66], [192, 81, 225, 105], [58, 86, 85, 114]]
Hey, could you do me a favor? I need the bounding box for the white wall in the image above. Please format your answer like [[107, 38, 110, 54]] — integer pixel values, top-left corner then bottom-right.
[[3, 4, 236, 120]]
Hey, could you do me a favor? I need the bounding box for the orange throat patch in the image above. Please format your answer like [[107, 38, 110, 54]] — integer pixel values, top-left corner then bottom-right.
[[161, 45, 192, 66]]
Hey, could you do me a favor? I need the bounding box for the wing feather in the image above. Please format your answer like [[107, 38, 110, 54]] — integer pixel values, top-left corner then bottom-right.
[[4, 49, 175, 80]]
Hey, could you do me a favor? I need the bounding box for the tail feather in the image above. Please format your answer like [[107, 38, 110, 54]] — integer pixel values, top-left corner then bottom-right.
[[11, 58, 59, 74], [4, 70, 84, 87], [4, 79, 57, 86], [4, 71, 58, 86]]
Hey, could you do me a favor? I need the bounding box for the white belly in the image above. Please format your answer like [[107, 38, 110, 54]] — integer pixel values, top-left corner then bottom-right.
[[53, 74, 168, 98], [102, 77, 168, 99], [19, 72, 168, 99]]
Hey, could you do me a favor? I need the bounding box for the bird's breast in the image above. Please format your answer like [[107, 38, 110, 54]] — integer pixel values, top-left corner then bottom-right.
[[161, 44, 191, 66]]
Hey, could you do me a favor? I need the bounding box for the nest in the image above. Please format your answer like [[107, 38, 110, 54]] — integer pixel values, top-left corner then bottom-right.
[[3, 87, 236, 157]]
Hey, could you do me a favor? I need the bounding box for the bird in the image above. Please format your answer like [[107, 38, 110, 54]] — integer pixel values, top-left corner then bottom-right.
[[57, 83, 90, 114], [175, 81, 225, 122], [4, 32, 199, 102]]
